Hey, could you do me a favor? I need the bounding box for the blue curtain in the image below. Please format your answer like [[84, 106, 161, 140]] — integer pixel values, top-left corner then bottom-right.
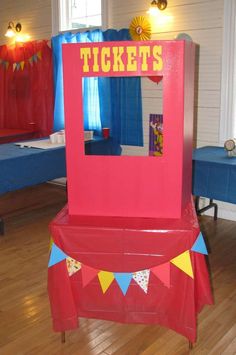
[[52, 30, 103, 132], [52, 29, 143, 146]]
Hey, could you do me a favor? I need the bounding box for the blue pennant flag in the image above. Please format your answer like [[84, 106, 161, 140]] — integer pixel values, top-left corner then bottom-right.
[[48, 243, 68, 267], [114, 273, 133, 295], [191, 232, 208, 255]]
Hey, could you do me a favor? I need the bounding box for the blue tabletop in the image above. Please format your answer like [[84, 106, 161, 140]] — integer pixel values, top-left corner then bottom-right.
[[0, 142, 66, 195], [0, 142, 64, 160], [0, 137, 121, 195], [192, 146, 236, 203], [193, 146, 236, 165]]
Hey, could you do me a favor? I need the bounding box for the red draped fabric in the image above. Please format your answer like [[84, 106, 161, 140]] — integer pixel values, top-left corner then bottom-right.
[[0, 40, 54, 137], [48, 202, 213, 343]]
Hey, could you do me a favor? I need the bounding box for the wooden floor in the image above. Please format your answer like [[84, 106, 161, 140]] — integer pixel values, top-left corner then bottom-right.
[[0, 184, 235, 355]]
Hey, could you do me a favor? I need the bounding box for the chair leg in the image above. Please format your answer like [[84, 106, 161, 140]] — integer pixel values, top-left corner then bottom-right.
[[189, 341, 193, 350], [61, 331, 65, 343]]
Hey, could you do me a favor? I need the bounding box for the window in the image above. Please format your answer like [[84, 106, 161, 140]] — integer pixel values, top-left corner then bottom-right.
[[69, 0, 101, 29], [54, 0, 107, 32]]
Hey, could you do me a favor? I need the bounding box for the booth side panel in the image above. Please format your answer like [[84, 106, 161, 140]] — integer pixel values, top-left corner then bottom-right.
[[182, 42, 196, 212]]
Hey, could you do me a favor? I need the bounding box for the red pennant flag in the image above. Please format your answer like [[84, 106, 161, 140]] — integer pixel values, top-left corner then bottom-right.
[[151, 262, 170, 288], [81, 264, 99, 287]]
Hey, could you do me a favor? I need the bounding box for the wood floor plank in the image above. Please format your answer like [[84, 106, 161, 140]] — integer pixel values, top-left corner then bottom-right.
[[208, 324, 236, 355], [221, 336, 236, 355]]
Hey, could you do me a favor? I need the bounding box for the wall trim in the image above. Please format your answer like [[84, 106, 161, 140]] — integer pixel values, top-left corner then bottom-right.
[[199, 197, 236, 221]]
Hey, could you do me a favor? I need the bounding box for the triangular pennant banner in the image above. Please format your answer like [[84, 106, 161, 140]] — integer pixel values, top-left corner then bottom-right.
[[81, 264, 99, 287], [151, 262, 171, 288], [98, 271, 115, 294], [66, 257, 81, 276], [114, 273, 133, 295], [170, 250, 194, 278], [0, 50, 41, 72], [48, 243, 68, 267], [191, 232, 208, 255], [133, 269, 150, 293]]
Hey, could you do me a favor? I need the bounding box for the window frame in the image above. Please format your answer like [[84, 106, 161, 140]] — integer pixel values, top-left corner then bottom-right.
[[219, 0, 236, 145], [51, 0, 108, 36]]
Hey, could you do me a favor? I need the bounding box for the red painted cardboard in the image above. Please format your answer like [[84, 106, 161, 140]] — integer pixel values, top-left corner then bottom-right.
[[62, 40, 195, 218]]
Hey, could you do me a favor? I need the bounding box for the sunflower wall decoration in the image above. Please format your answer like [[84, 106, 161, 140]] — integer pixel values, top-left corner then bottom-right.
[[129, 16, 152, 41]]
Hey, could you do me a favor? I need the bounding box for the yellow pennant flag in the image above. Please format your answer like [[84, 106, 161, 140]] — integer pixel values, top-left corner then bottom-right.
[[98, 271, 115, 293], [49, 237, 54, 251], [5, 62, 9, 70], [37, 51, 42, 60], [170, 250, 194, 278], [20, 61, 25, 70]]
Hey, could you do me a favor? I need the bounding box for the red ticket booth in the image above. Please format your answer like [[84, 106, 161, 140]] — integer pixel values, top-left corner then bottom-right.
[[48, 40, 213, 344]]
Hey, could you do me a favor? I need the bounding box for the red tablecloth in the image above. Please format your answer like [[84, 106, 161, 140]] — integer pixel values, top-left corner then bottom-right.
[[48, 201, 213, 342], [0, 128, 37, 143]]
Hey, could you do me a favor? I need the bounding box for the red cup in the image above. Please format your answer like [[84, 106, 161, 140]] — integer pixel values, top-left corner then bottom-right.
[[102, 127, 110, 139]]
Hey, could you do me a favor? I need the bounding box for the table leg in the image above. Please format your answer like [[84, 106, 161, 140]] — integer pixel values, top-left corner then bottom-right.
[[189, 341, 193, 350], [61, 331, 65, 343], [195, 196, 200, 212], [195, 197, 218, 220], [0, 217, 4, 236]]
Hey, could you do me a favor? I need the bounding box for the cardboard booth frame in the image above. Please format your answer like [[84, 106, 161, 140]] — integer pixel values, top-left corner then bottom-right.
[[62, 40, 195, 219]]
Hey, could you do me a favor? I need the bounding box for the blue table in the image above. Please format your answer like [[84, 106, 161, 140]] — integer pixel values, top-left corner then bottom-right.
[[0, 142, 66, 234], [192, 146, 236, 218]]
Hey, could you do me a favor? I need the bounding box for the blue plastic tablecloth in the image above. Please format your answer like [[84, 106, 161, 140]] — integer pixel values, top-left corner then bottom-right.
[[0, 143, 66, 195], [0, 137, 121, 195], [192, 146, 236, 204]]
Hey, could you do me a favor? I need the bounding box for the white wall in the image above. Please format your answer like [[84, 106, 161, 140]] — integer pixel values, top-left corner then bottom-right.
[[108, 0, 224, 150], [0, 0, 52, 46]]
